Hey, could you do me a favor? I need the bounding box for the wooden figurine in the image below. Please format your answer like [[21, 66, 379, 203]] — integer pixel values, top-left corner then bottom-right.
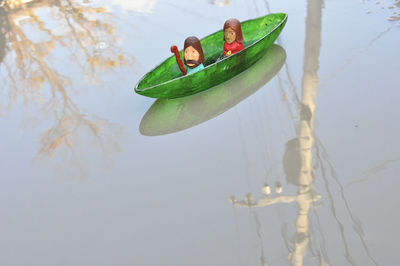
[[171, 36, 204, 76], [223, 18, 244, 57], [184, 36, 205, 75]]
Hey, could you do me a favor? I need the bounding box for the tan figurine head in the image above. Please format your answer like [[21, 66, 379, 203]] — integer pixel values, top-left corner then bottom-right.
[[184, 36, 204, 69], [223, 18, 244, 44]]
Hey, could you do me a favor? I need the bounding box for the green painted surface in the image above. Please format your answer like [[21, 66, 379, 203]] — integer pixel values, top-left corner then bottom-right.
[[139, 44, 286, 136], [134, 13, 287, 99]]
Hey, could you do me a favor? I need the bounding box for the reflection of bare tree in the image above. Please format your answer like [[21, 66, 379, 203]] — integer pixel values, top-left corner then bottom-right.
[[0, 0, 133, 177]]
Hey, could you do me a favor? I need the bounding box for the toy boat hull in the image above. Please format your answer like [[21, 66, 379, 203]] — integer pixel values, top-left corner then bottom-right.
[[135, 13, 287, 99]]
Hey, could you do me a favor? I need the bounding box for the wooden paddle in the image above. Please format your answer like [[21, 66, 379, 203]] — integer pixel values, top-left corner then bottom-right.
[[170, 45, 187, 76]]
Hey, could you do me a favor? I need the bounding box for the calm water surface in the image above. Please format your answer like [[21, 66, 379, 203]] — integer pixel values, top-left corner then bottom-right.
[[0, 0, 399, 265]]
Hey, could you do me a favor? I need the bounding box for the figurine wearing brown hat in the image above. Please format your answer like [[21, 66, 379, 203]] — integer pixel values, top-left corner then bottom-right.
[[223, 18, 244, 57]]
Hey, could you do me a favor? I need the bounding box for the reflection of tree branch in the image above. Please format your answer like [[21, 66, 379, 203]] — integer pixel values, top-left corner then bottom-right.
[[9, 21, 117, 158], [315, 144, 357, 266], [317, 140, 379, 265], [1, 0, 131, 177], [6, 24, 24, 70], [64, 0, 97, 42]]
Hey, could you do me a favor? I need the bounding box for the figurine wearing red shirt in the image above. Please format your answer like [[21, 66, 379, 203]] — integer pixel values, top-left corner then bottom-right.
[[223, 18, 244, 57]]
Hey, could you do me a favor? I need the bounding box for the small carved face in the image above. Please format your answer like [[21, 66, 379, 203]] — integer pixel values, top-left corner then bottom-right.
[[184, 46, 200, 67], [224, 27, 236, 44]]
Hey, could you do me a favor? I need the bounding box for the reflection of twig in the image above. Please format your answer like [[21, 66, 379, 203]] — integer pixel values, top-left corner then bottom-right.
[[278, 215, 292, 256], [315, 143, 357, 266], [253, 211, 268, 266], [209, 0, 230, 7], [319, 26, 393, 90], [308, 203, 331, 265], [317, 140, 379, 266], [1, 61, 18, 111], [346, 157, 400, 187], [231, 206, 245, 266]]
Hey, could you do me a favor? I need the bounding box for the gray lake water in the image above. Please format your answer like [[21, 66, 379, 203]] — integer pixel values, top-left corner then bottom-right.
[[0, 0, 399, 265]]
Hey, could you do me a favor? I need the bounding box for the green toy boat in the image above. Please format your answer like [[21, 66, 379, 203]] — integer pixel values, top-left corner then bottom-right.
[[140, 44, 286, 136], [135, 13, 287, 99]]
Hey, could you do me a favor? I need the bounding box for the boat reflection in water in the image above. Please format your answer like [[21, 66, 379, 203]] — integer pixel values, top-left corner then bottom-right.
[[139, 44, 286, 136]]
